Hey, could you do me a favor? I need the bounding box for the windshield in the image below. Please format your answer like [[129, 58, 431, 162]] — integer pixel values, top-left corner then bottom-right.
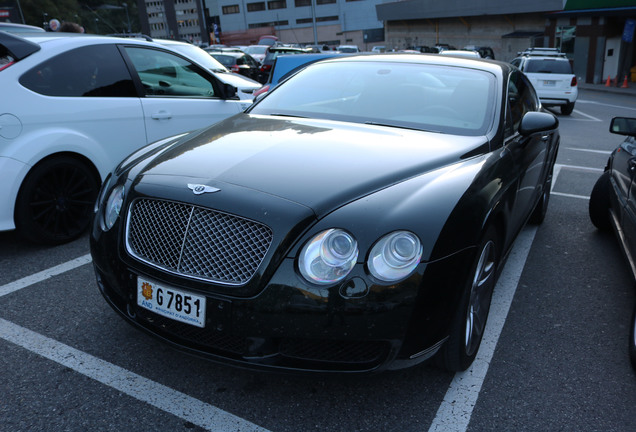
[[525, 59, 572, 74], [244, 46, 268, 55], [250, 61, 497, 136]]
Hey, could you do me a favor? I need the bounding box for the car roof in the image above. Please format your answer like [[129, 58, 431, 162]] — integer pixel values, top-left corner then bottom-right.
[[319, 53, 507, 75]]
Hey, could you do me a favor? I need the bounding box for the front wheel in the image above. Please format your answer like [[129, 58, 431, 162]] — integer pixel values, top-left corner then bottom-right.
[[589, 172, 612, 231], [15, 156, 99, 245], [630, 299, 636, 371], [436, 226, 500, 371], [529, 166, 553, 224]]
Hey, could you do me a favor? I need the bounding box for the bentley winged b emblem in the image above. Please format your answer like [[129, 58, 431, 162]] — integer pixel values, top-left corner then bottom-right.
[[188, 184, 221, 195]]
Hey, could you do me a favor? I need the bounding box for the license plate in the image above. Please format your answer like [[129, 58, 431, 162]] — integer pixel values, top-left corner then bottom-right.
[[137, 277, 206, 328], [543, 80, 556, 86]]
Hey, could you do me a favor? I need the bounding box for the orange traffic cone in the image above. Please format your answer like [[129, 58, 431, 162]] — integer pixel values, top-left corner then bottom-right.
[[622, 76, 629, 88], [605, 75, 611, 86]]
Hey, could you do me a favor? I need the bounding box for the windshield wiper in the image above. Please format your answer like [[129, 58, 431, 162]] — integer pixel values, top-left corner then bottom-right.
[[364, 121, 441, 134]]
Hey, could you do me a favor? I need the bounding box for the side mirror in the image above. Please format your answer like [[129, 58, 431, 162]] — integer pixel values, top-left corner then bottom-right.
[[610, 117, 636, 137], [519, 111, 558, 136], [222, 83, 238, 100]]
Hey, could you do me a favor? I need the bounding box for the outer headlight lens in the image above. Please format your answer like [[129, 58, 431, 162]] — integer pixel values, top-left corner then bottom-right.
[[299, 229, 359, 285], [103, 185, 124, 231], [368, 231, 423, 282]]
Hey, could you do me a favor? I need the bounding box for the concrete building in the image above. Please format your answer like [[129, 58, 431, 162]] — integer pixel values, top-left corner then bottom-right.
[[138, 0, 211, 45], [210, 0, 386, 48], [376, 0, 636, 84]]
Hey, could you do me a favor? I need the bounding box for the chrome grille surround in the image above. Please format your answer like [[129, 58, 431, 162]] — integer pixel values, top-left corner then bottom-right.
[[126, 198, 273, 285]]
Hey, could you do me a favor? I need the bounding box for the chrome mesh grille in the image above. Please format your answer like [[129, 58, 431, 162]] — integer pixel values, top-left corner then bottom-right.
[[126, 199, 273, 285]]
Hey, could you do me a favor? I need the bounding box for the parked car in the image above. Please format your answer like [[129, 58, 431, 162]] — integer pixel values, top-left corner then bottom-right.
[[209, 51, 261, 82], [243, 45, 269, 63], [0, 31, 249, 244], [0, 22, 45, 33], [588, 116, 636, 370], [463, 45, 495, 59], [511, 48, 577, 115], [439, 50, 481, 58], [258, 46, 311, 83], [253, 52, 347, 98], [336, 45, 360, 53], [91, 54, 559, 374], [153, 39, 261, 99]]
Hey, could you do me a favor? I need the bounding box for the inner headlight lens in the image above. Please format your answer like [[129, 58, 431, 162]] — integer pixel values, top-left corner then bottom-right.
[[368, 231, 423, 282], [103, 185, 124, 231], [299, 229, 359, 285]]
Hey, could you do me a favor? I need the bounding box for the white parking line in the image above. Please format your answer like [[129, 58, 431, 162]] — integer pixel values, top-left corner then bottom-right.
[[0, 253, 92, 298], [428, 226, 537, 432], [571, 110, 602, 122], [0, 256, 270, 432], [564, 147, 612, 155], [0, 318, 271, 432]]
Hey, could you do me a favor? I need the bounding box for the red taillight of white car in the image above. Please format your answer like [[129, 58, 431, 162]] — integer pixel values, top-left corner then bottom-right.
[[571, 76, 578, 87]]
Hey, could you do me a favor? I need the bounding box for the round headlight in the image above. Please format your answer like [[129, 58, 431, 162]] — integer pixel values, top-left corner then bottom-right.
[[299, 229, 359, 285], [368, 231, 423, 282], [103, 185, 124, 231]]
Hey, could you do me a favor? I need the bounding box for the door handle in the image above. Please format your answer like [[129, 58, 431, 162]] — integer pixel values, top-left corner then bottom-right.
[[151, 111, 172, 120]]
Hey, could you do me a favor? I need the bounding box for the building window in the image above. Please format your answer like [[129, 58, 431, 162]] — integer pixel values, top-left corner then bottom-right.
[[248, 20, 288, 28], [297, 16, 338, 24], [316, 0, 336, 4], [295, 0, 311, 5], [247, 2, 266, 11], [222, 5, 240, 14], [267, 0, 286, 10]]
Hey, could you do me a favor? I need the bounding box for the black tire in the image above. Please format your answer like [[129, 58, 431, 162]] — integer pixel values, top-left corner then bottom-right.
[[630, 299, 636, 371], [529, 165, 553, 225], [436, 226, 500, 371], [15, 156, 99, 245], [589, 171, 612, 231], [561, 102, 575, 115]]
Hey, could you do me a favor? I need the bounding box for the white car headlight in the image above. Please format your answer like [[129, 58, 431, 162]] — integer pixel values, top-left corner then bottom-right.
[[299, 229, 359, 285], [102, 185, 124, 231], [368, 231, 423, 282]]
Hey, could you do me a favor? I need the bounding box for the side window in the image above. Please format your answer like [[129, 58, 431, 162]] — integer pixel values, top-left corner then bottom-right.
[[19, 44, 136, 97], [124, 47, 217, 98], [510, 58, 521, 68], [506, 71, 540, 136]]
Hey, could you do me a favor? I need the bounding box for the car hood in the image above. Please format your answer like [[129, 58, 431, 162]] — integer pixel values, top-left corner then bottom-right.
[[134, 114, 489, 218]]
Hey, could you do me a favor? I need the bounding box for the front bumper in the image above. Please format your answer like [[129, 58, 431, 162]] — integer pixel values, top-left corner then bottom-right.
[[90, 214, 474, 374]]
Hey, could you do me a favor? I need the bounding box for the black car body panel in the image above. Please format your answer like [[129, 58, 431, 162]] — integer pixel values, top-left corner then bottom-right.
[[589, 117, 636, 370], [91, 54, 560, 373]]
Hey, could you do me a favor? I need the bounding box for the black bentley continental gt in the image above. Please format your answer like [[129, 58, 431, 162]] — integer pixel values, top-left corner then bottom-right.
[[90, 54, 559, 373]]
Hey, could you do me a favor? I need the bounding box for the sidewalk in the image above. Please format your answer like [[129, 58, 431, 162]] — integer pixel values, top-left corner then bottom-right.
[[578, 80, 636, 97]]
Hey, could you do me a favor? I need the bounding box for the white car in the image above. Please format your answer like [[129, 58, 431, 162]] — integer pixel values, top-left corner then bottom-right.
[[439, 50, 481, 58], [152, 39, 262, 99], [511, 48, 578, 115], [242, 45, 269, 63], [0, 31, 250, 244]]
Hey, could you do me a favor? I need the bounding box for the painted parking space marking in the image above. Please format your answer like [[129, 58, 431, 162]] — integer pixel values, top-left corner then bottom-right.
[[577, 99, 636, 112], [0, 253, 92, 298], [428, 226, 537, 432], [563, 147, 612, 155], [570, 110, 602, 122], [0, 318, 270, 432]]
